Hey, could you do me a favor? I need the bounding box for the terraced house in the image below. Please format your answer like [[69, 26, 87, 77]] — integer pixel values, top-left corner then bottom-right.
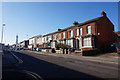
[[45, 11, 116, 54], [27, 11, 116, 55]]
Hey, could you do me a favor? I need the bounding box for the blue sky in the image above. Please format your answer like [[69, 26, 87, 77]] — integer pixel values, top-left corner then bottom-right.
[[2, 2, 118, 45]]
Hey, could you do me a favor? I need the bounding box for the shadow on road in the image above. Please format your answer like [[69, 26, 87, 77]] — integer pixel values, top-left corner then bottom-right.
[[7, 51, 105, 80]]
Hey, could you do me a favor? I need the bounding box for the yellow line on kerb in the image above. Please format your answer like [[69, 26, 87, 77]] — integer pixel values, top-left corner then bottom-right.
[[87, 59, 118, 64], [23, 70, 43, 80], [28, 71, 43, 80]]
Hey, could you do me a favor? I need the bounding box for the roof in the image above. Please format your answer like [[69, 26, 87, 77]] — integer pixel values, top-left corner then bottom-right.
[[115, 31, 120, 34], [43, 16, 102, 37], [115, 31, 120, 36]]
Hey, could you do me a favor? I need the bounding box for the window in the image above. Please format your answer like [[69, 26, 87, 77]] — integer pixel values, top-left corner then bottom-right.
[[54, 35, 56, 40], [80, 28, 82, 35], [76, 29, 79, 36], [87, 26, 91, 34], [60, 40, 64, 44], [57, 34, 61, 39], [70, 30, 73, 37], [67, 40, 72, 47], [63, 32, 65, 39], [83, 37, 91, 47]]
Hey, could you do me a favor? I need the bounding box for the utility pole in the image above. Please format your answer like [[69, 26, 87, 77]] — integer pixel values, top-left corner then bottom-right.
[[1, 23, 5, 43]]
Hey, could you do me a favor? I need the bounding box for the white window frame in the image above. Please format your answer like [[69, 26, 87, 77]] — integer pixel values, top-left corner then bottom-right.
[[57, 34, 61, 39], [63, 32, 65, 39], [82, 37, 92, 48], [87, 26, 91, 34], [77, 29, 79, 36], [54, 35, 56, 40], [70, 30, 73, 37], [80, 28, 82, 35]]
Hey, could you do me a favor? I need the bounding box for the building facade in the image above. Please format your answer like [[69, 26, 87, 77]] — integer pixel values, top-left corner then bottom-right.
[[47, 11, 116, 53], [17, 11, 116, 54], [28, 37, 36, 49]]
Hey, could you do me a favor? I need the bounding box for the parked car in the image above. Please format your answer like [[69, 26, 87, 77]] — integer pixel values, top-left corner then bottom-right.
[[36, 48, 42, 52], [31, 48, 36, 51], [116, 42, 120, 54], [116, 47, 120, 54], [23, 47, 28, 50], [16, 48, 20, 50]]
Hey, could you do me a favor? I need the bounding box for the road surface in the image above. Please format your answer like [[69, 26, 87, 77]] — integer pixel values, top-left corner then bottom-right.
[[8, 50, 119, 80]]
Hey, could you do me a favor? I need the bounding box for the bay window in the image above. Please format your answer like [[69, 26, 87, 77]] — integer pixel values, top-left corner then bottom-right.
[[83, 37, 91, 47]]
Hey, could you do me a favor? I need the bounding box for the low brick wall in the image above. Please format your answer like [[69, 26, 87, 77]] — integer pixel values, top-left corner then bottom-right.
[[48, 49, 52, 53], [82, 49, 99, 56]]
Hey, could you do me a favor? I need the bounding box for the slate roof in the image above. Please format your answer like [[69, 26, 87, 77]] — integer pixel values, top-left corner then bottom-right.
[[42, 16, 102, 37]]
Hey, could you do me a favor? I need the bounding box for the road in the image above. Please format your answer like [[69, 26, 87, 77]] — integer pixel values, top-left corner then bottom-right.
[[9, 50, 118, 80]]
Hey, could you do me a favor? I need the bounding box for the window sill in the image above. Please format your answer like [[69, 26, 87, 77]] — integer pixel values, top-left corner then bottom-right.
[[82, 46, 92, 48]]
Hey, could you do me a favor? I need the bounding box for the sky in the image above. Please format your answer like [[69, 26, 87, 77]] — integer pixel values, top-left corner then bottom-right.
[[1, 2, 119, 45]]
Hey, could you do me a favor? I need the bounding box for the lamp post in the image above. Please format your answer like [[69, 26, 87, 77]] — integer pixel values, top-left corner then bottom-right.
[[1, 23, 5, 50], [1, 23, 5, 43]]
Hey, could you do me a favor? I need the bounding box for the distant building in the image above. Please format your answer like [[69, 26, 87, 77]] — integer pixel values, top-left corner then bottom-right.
[[28, 36, 37, 49], [36, 35, 43, 48], [16, 35, 18, 45], [17, 40, 29, 49], [115, 31, 120, 42]]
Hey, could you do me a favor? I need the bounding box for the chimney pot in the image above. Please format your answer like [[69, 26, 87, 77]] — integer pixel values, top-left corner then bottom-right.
[[101, 11, 107, 17], [58, 29, 61, 31], [73, 21, 78, 26]]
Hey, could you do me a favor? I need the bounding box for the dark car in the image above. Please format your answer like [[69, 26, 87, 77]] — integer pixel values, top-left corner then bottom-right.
[[36, 48, 42, 52]]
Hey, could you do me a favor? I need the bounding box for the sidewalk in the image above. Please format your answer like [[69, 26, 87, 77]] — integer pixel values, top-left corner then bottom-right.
[[27, 50, 118, 65]]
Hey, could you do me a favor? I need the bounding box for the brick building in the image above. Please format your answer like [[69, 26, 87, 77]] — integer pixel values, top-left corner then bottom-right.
[[49, 11, 116, 53], [26, 11, 116, 54]]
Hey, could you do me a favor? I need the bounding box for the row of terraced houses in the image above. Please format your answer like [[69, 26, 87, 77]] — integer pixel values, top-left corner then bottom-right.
[[16, 11, 118, 55]]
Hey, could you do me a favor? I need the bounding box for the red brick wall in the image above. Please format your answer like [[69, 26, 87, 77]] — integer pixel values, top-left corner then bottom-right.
[[96, 17, 116, 51], [82, 48, 92, 51]]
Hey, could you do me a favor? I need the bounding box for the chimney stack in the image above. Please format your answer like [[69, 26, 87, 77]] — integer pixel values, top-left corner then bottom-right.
[[58, 29, 62, 31], [73, 21, 78, 26], [101, 11, 107, 17]]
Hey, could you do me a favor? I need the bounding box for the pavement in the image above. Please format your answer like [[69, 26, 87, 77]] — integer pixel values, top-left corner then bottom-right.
[[26, 50, 118, 65]]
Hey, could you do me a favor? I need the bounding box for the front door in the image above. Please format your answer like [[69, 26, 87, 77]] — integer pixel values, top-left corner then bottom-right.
[[79, 38, 81, 49]]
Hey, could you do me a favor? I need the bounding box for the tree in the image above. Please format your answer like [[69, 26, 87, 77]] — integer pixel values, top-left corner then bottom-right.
[[55, 43, 67, 50]]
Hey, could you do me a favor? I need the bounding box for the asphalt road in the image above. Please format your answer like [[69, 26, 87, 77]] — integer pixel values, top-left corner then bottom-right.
[[10, 50, 118, 80]]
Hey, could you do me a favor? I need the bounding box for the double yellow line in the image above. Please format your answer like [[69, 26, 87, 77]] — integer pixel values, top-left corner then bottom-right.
[[23, 70, 44, 80]]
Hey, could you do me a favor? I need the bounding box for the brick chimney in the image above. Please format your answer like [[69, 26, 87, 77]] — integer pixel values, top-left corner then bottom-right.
[[73, 21, 78, 26], [58, 29, 62, 31], [101, 11, 107, 17]]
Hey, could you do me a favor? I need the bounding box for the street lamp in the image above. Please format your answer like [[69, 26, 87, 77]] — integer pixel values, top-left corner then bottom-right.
[[1, 23, 5, 43]]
